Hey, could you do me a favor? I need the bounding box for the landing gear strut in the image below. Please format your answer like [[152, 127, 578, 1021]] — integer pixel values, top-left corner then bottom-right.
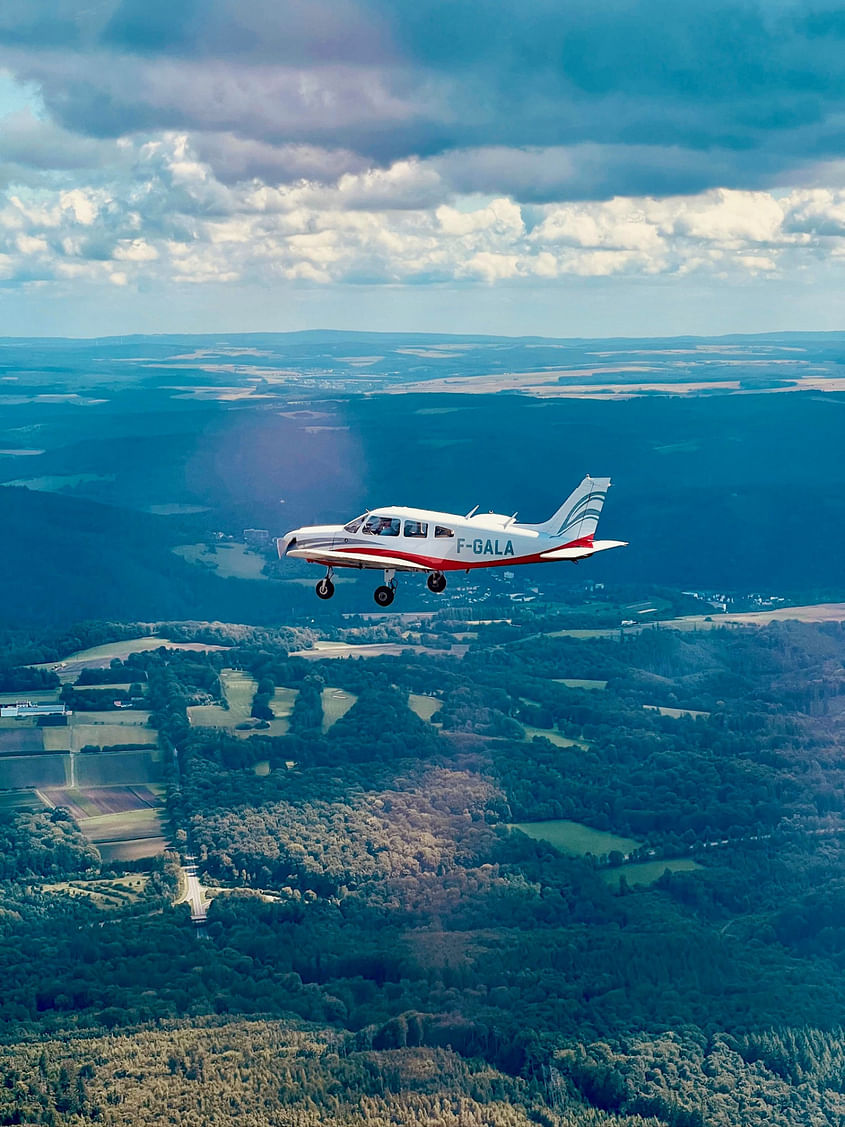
[[427, 571, 447, 594], [374, 569, 396, 607], [316, 569, 335, 600]]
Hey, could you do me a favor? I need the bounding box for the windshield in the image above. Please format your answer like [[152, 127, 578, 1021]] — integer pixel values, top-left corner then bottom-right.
[[343, 514, 366, 533]]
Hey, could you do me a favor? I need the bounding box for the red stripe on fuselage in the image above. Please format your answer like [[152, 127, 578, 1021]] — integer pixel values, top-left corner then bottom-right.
[[325, 533, 593, 572]]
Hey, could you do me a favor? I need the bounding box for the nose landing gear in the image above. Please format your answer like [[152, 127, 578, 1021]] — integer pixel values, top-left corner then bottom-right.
[[427, 571, 447, 594]]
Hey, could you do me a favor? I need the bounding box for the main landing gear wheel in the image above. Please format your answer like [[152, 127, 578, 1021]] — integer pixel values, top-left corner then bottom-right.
[[374, 585, 395, 607], [427, 571, 447, 594], [316, 577, 335, 600]]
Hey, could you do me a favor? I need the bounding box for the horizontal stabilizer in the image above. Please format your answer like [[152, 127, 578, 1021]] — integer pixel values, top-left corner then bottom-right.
[[540, 539, 628, 562], [286, 547, 430, 572]]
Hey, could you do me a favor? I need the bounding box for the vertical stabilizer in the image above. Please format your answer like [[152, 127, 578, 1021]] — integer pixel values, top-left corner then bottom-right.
[[519, 476, 611, 543]]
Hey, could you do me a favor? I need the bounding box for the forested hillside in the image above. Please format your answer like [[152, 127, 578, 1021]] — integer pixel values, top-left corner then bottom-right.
[[2, 611, 845, 1122]]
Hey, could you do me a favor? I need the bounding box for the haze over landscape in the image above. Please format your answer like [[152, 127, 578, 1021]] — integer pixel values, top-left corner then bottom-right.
[[4, 4, 845, 1127]]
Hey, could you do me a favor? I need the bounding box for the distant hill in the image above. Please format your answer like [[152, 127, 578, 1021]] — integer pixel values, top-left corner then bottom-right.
[[2, 332, 845, 625]]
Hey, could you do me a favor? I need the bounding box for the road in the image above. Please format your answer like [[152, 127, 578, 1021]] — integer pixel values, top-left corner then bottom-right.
[[178, 855, 209, 924]]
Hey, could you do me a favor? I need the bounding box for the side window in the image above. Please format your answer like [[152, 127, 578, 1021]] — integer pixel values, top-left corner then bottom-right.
[[434, 525, 454, 538], [404, 519, 428, 537], [364, 515, 400, 536]]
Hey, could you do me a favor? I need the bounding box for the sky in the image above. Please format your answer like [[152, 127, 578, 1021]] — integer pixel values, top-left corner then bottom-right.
[[2, 1, 845, 337]]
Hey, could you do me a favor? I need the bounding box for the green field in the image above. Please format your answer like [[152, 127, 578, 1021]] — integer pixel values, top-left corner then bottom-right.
[[189, 670, 295, 738], [41, 728, 70, 751], [76, 682, 134, 692], [0, 691, 61, 705], [97, 837, 168, 862], [267, 686, 299, 736], [30, 636, 228, 675], [547, 628, 619, 639], [174, 542, 269, 580], [78, 710, 152, 725], [600, 858, 702, 888], [51, 637, 164, 662], [522, 725, 589, 749], [0, 789, 45, 812], [80, 807, 165, 840], [511, 819, 640, 856], [408, 693, 442, 723], [74, 750, 163, 787], [321, 688, 356, 732], [188, 669, 257, 728], [644, 704, 710, 719], [553, 678, 608, 690], [0, 754, 68, 789], [71, 720, 157, 751]]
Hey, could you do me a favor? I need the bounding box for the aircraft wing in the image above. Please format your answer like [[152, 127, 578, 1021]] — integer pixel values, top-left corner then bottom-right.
[[286, 546, 431, 573], [540, 539, 628, 562]]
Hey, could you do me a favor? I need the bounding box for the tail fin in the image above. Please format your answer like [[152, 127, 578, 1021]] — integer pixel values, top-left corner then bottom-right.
[[520, 475, 611, 543]]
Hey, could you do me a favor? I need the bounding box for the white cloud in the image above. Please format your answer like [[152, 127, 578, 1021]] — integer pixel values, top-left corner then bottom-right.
[[2, 136, 845, 298]]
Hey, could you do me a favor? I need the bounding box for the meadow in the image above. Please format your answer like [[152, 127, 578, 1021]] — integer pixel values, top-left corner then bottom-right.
[[600, 858, 702, 888], [173, 542, 270, 580], [188, 669, 257, 728], [511, 818, 640, 857], [320, 688, 356, 732], [189, 670, 297, 737], [522, 725, 589, 748], [644, 704, 710, 719], [408, 693, 442, 723]]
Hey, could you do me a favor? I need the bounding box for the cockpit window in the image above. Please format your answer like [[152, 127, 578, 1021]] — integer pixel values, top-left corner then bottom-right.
[[404, 519, 428, 537], [343, 515, 365, 533], [363, 515, 400, 536], [434, 525, 454, 538]]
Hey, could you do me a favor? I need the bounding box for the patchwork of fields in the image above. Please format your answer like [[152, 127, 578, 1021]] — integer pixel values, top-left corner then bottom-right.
[[42, 785, 168, 863], [189, 670, 300, 737], [1, 663, 168, 863]]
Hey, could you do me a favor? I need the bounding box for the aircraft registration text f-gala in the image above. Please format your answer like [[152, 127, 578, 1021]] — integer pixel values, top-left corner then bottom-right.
[[278, 474, 626, 606]]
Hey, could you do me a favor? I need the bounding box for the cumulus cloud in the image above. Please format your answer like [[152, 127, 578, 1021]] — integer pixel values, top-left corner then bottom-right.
[[1, 1, 845, 316], [1, 133, 844, 294]]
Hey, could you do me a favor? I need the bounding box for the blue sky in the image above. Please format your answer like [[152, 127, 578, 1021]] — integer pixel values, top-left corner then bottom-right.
[[1, 1, 845, 337]]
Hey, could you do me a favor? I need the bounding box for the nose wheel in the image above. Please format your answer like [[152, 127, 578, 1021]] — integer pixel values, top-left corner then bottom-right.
[[316, 570, 335, 600], [427, 571, 447, 594]]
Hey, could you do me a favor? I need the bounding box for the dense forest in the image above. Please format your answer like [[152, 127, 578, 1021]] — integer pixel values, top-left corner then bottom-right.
[[2, 609, 845, 1123]]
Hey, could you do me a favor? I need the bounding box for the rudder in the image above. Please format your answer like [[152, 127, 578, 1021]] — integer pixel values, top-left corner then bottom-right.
[[520, 476, 611, 542]]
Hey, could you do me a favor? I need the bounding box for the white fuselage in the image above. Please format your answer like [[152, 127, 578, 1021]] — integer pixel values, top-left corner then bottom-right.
[[279, 505, 596, 573], [278, 476, 624, 603]]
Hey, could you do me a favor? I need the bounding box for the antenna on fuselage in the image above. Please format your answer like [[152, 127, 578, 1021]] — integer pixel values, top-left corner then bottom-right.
[[465, 505, 479, 518]]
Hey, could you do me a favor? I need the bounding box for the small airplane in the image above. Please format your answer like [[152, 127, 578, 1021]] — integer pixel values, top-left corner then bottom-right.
[[277, 475, 626, 606]]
